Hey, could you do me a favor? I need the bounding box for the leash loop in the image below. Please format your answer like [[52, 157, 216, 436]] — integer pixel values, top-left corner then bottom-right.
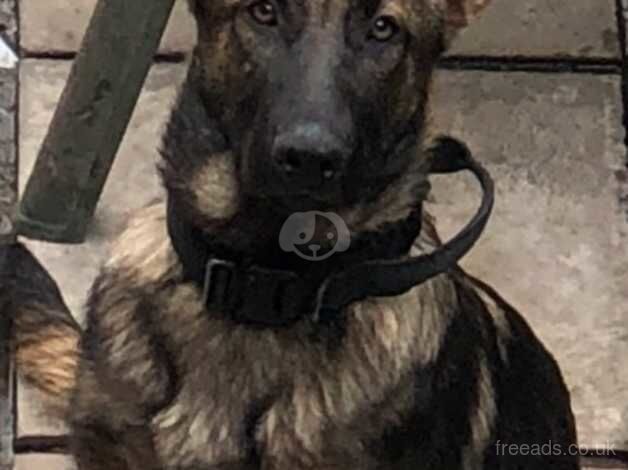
[[315, 136, 495, 315]]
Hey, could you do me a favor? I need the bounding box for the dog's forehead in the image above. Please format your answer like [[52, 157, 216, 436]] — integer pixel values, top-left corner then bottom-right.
[[194, 0, 430, 17], [296, 0, 420, 17], [192, 0, 440, 32]]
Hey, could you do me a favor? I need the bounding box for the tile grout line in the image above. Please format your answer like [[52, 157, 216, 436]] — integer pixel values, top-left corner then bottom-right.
[[438, 55, 621, 75], [12, 0, 19, 454], [616, 0, 628, 140], [21, 50, 186, 64], [17, 51, 624, 75]]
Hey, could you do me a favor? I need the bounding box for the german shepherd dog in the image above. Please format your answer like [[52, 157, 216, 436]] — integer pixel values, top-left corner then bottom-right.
[[3, 0, 579, 468]]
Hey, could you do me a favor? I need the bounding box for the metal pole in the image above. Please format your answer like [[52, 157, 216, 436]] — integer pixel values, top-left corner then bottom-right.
[[0, 8, 18, 466], [0, 308, 14, 470], [16, 0, 176, 243]]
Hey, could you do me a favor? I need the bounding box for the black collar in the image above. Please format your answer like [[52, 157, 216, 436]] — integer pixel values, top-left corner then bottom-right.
[[167, 136, 494, 328]]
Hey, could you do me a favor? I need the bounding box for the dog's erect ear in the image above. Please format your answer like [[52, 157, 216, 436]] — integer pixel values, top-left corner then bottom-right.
[[441, 0, 493, 41], [187, 0, 204, 16]]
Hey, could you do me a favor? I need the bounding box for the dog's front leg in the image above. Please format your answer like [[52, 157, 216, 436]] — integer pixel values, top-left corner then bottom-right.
[[70, 363, 162, 470], [257, 408, 377, 470], [73, 422, 159, 470]]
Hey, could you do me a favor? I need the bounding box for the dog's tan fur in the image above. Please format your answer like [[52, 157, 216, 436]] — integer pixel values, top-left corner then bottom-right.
[[73, 197, 468, 469], [16, 320, 79, 414], [66, 184, 533, 469]]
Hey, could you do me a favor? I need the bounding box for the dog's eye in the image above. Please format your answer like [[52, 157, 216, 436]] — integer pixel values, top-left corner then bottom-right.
[[369, 16, 399, 42], [248, 0, 278, 26]]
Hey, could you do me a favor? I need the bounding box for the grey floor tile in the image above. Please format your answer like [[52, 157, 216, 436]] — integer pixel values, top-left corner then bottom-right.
[[19, 0, 196, 55], [15, 454, 76, 470], [449, 0, 621, 58], [18, 0, 621, 59], [429, 70, 628, 447], [17, 60, 186, 442], [18, 59, 186, 319]]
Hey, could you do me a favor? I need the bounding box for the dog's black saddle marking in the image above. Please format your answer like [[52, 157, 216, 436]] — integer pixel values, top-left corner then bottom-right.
[[174, 136, 494, 328]]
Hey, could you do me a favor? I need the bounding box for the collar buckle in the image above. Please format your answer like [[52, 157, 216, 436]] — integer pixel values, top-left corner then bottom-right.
[[203, 258, 305, 326], [203, 258, 237, 310]]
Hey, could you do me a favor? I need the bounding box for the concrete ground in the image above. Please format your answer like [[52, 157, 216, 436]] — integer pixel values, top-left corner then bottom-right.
[[1, 0, 628, 469]]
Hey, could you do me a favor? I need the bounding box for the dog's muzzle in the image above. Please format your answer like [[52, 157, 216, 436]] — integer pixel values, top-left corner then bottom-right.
[[194, 137, 494, 326], [186, 135, 495, 327]]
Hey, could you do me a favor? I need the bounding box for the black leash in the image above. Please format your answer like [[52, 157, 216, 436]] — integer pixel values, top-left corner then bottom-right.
[[169, 136, 494, 327], [314, 136, 494, 319]]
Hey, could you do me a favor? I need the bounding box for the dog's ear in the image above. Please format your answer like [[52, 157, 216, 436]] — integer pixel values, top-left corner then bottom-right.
[[187, 0, 204, 16], [441, 0, 493, 42], [443, 0, 493, 28]]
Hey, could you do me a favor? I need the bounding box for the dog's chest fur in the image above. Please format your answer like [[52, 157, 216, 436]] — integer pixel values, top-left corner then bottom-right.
[[101, 202, 458, 469]]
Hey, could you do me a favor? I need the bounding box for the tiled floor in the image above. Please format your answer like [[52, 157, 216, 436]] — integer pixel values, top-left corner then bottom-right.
[[1, 1, 628, 469]]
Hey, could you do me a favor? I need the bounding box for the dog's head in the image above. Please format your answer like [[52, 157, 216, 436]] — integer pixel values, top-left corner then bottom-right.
[[181, 0, 492, 217]]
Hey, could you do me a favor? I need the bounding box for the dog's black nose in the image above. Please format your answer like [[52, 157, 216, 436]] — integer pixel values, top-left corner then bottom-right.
[[273, 123, 348, 190]]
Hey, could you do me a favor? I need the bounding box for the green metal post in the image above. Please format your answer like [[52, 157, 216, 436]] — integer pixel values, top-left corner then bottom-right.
[[17, 0, 176, 243]]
